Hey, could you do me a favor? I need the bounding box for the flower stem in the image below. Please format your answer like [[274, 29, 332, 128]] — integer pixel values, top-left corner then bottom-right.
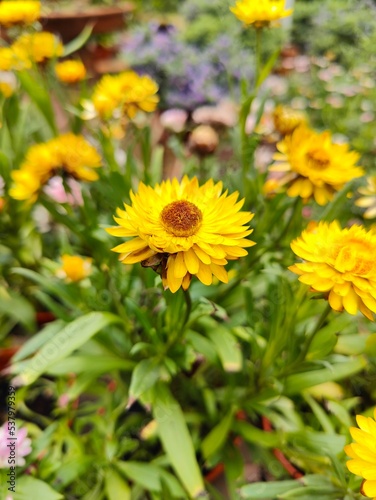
[[298, 303, 332, 363]]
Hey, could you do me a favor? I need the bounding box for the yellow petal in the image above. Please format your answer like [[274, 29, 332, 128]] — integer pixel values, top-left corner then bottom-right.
[[184, 248, 200, 274]]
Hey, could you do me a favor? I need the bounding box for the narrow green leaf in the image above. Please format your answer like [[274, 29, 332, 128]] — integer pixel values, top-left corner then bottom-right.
[[105, 467, 131, 500], [12, 320, 65, 362], [116, 461, 161, 491], [233, 421, 281, 448], [256, 48, 280, 87], [207, 326, 242, 372], [239, 480, 300, 499], [153, 384, 205, 498], [0, 286, 35, 330], [13, 312, 121, 385], [14, 476, 63, 500], [202, 409, 234, 460], [284, 357, 367, 395], [63, 24, 94, 56], [129, 359, 161, 399], [46, 355, 135, 375], [17, 70, 57, 133]]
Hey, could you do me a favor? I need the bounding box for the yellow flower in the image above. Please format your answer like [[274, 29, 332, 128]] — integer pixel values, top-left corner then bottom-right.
[[55, 60, 86, 84], [269, 126, 363, 205], [230, 0, 293, 28], [58, 255, 92, 282], [10, 133, 101, 202], [290, 221, 376, 320], [92, 71, 159, 119], [12, 31, 63, 67], [0, 82, 13, 98], [107, 176, 255, 293], [345, 409, 376, 499], [273, 105, 307, 136], [0, 48, 19, 71], [0, 1, 41, 27], [356, 177, 376, 219]]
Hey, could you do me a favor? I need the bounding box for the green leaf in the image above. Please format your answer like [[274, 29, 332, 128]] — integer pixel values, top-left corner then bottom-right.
[[12, 320, 65, 362], [105, 467, 131, 500], [233, 421, 281, 448], [284, 357, 367, 395], [239, 480, 300, 499], [279, 486, 341, 499], [153, 384, 205, 498], [116, 461, 161, 491], [63, 24, 93, 56], [335, 334, 368, 355], [14, 476, 63, 500], [46, 355, 135, 375], [0, 286, 35, 331], [17, 70, 57, 134], [307, 328, 337, 360], [129, 359, 162, 399], [202, 409, 234, 460], [286, 429, 346, 455], [207, 326, 242, 372], [256, 48, 280, 87], [12, 312, 121, 385]]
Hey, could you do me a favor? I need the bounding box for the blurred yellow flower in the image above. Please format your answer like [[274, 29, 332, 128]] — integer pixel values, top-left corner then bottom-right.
[[55, 60, 86, 84], [10, 134, 101, 202], [269, 126, 363, 205], [107, 176, 255, 293], [290, 221, 376, 320], [58, 255, 92, 282], [0, 82, 13, 98], [345, 409, 376, 499], [230, 0, 293, 28], [12, 31, 63, 66], [273, 105, 307, 136], [0, 1, 40, 27], [92, 71, 159, 119], [356, 177, 376, 219], [0, 48, 19, 71]]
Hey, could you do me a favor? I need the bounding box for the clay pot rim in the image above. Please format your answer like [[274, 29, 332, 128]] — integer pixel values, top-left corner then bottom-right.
[[41, 2, 135, 21]]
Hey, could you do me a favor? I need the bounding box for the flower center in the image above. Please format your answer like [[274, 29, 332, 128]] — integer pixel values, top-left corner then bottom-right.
[[160, 200, 202, 237], [306, 148, 330, 170], [334, 239, 374, 275]]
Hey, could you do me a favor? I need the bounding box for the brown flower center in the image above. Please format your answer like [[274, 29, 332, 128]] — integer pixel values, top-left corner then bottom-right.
[[160, 200, 202, 237], [306, 148, 330, 170]]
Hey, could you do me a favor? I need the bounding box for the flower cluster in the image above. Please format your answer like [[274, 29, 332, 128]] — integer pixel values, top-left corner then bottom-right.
[[107, 176, 255, 293], [10, 134, 101, 202], [0, 32, 63, 71], [230, 0, 293, 28], [290, 221, 376, 320], [0, 1, 40, 27], [269, 126, 363, 205], [58, 255, 93, 282], [92, 70, 159, 119]]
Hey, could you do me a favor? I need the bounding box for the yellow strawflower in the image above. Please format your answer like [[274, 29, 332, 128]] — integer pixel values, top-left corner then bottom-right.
[[0, 82, 13, 98], [10, 134, 101, 202], [290, 221, 376, 320], [55, 60, 86, 84], [12, 31, 63, 67], [0, 47, 19, 71], [230, 0, 293, 28], [0, 1, 41, 27], [345, 409, 376, 499], [273, 105, 307, 136], [58, 255, 92, 282], [269, 126, 363, 205], [92, 70, 159, 119], [356, 177, 376, 219], [107, 176, 255, 293]]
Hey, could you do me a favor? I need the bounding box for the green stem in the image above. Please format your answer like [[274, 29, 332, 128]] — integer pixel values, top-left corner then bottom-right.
[[182, 288, 192, 332], [300, 303, 332, 360], [255, 28, 262, 88]]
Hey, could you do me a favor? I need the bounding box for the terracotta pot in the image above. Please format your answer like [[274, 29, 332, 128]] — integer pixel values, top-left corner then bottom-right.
[[40, 2, 136, 43]]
